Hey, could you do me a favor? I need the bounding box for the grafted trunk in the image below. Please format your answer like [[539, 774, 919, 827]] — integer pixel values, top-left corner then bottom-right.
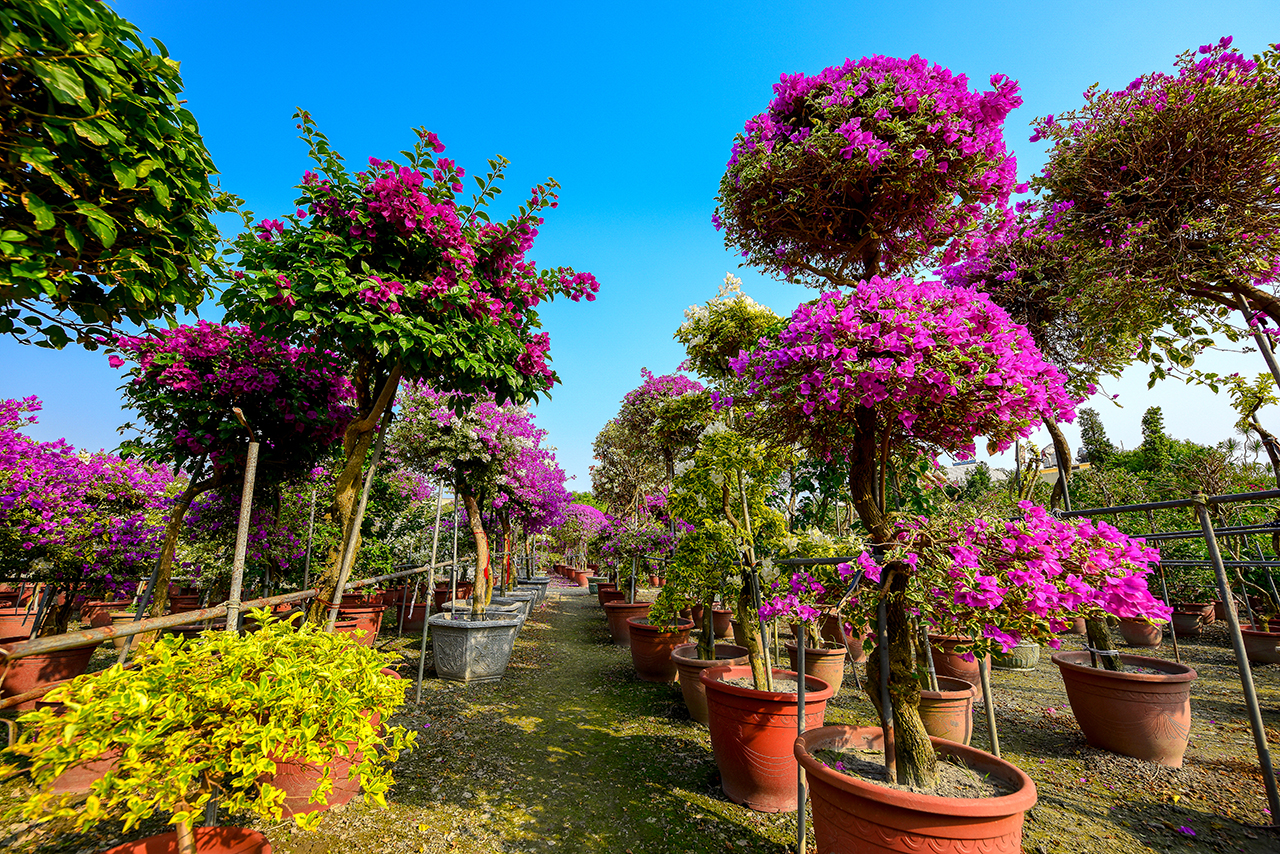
[[1086, 618, 1122, 671], [736, 584, 769, 688]]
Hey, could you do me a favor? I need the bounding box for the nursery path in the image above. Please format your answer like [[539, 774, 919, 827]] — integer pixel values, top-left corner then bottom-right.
[[3, 584, 1279, 853]]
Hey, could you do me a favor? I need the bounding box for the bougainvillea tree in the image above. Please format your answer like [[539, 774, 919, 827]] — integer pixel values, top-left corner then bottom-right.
[[0, 0, 229, 349], [389, 383, 559, 615], [0, 397, 173, 634], [714, 55, 1024, 285], [222, 113, 596, 623], [734, 276, 1176, 787], [112, 322, 354, 617], [548, 502, 608, 571], [1031, 39, 1280, 366]]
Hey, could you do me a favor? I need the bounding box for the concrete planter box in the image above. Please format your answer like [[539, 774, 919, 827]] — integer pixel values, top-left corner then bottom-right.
[[497, 590, 537, 618], [439, 599, 522, 620], [428, 611, 524, 684], [517, 577, 551, 604]]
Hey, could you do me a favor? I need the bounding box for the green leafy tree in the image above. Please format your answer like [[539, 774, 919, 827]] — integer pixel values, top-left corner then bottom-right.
[[0, 0, 228, 348], [1077, 407, 1117, 467]]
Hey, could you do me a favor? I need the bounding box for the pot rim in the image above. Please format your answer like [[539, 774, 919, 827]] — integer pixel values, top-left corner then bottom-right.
[[626, 616, 695, 633], [700, 663, 834, 703], [783, 639, 848, 655], [920, 675, 978, 699], [603, 600, 651, 611], [671, 642, 749, 668], [1240, 624, 1280, 636], [1050, 650, 1197, 683], [427, 612, 523, 629], [794, 724, 1037, 818]]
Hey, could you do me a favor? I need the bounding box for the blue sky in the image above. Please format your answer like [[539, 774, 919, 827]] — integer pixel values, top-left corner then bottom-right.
[[4, 1, 1280, 486]]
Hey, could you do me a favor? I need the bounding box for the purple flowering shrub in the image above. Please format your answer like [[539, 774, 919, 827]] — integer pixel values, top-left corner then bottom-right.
[[715, 54, 1024, 284], [0, 397, 175, 634]]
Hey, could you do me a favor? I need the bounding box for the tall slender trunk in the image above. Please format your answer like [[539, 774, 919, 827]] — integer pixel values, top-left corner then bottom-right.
[[144, 471, 217, 628], [460, 489, 491, 617], [1045, 419, 1073, 510]]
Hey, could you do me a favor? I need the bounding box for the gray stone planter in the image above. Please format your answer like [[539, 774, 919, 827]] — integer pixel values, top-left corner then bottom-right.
[[491, 593, 535, 619], [439, 599, 521, 620], [517, 577, 551, 604], [428, 611, 524, 684], [992, 640, 1040, 672]]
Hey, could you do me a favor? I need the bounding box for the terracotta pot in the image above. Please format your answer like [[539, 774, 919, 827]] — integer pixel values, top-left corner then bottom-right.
[[678, 607, 693, 621], [393, 596, 430, 633], [795, 725, 1037, 854], [991, 641, 1040, 672], [918, 676, 977, 745], [110, 612, 141, 649], [671, 642, 749, 725], [1241, 624, 1280, 664], [598, 589, 626, 608], [103, 826, 271, 853], [1213, 599, 1235, 622], [1052, 650, 1197, 767], [167, 594, 202, 614], [572, 569, 591, 588], [1170, 610, 1205, 637], [1174, 602, 1214, 624], [702, 664, 833, 812], [0, 605, 38, 643], [1118, 618, 1162, 648], [603, 601, 651, 646], [336, 603, 387, 642], [791, 614, 848, 648], [785, 640, 848, 698], [80, 599, 132, 627], [712, 607, 732, 639], [0, 645, 96, 709], [730, 619, 747, 648], [648, 574, 664, 587], [627, 617, 694, 683], [432, 583, 473, 612], [331, 618, 371, 646], [928, 635, 987, 688], [1056, 617, 1086, 635]]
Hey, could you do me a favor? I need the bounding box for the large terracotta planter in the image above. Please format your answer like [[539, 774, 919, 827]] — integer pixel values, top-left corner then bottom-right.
[[0, 605, 38, 643], [1174, 602, 1215, 624], [928, 635, 987, 687], [598, 588, 625, 607], [671, 642, 749, 725], [627, 617, 694, 683], [794, 725, 1037, 854], [81, 599, 132, 628], [1241, 624, 1280, 664], [1118, 618, 1162, 648], [1170, 609, 1206, 637], [918, 676, 977, 745], [785, 640, 848, 698], [730, 619, 747, 647], [711, 607, 732, 639], [1052, 650, 1197, 767], [0, 645, 96, 709], [336, 602, 387, 642], [1057, 617, 1086, 635], [432, 582, 473, 612], [701, 664, 834, 813], [603, 601, 650, 646], [572, 569, 591, 588], [103, 826, 271, 853], [167, 594, 202, 614]]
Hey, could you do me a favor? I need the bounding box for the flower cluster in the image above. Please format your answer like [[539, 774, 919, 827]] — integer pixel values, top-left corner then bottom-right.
[[731, 275, 1078, 461], [0, 397, 173, 593], [716, 53, 1024, 284]]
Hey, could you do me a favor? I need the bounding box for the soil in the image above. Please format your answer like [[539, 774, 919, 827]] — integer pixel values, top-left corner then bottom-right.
[[1, 588, 1278, 853], [812, 746, 1016, 798], [724, 675, 803, 693]]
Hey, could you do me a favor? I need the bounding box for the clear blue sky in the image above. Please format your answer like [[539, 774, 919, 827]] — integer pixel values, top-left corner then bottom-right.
[[4, 1, 1280, 486]]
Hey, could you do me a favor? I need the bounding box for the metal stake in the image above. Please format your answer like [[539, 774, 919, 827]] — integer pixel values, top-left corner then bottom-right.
[[1148, 509, 1180, 663], [226, 409, 260, 635], [977, 651, 1000, 758], [416, 485, 446, 705], [1194, 496, 1280, 820], [796, 638, 807, 854], [876, 596, 895, 780]]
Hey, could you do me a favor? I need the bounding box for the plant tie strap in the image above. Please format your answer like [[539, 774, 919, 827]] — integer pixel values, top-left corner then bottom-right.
[[1084, 646, 1121, 657]]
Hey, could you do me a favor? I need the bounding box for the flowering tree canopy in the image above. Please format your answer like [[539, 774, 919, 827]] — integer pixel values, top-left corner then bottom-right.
[[1031, 39, 1280, 346], [0, 397, 174, 634], [675, 273, 782, 384], [112, 322, 356, 618], [715, 54, 1023, 285], [0, 0, 228, 349], [221, 114, 596, 621]]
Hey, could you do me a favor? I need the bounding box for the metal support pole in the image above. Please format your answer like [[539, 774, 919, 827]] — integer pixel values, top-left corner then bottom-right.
[[920, 623, 939, 692], [876, 597, 895, 781], [977, 652, 1000, 758], [226, 411, 260, 635], [450, 493, 459, 619], [1194, 496, 1280, 820], [416, 486, 447, 705], [797, 638, 807, 854], [1148, 509, 1180, 664]]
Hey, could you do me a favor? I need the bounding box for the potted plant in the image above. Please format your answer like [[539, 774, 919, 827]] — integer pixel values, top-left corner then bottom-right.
[[0, 608, 414, 853]]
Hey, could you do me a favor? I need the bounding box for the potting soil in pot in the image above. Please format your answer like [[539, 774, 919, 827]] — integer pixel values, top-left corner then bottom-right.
[[725, 675, 804, 693], [812, 747, 1017, 799]]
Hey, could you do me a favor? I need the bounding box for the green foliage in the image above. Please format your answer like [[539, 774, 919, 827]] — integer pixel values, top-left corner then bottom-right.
[[0, 0, 229, 348], [673, 273, 782, 384], [1, 610, 414, 833], [1077, 408, 1116, 467], [589, 419, 665, 516]]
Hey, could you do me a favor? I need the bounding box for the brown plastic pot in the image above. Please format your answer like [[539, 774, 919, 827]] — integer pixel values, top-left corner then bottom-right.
[[603, 601, 650, 646], [795, 725, 1037, 854], [785, 640, 848, 698], [1056, 617, 1086, 635], [1118, 618, 1162, 648], [1174, 602, 1214, 624], [711, 607, 732, 639], [626, 617, 694, 683], [432, 583, 473, 612], [1052, 650, 1197, 767], [928, 635, 987, 687], [701, 664, 833, 813], [1241, 624, 1280, 664], [0, 645, 96, 709], [572, 569, 591, 588], [1170, 610, 1206, 638], [102, 826, 271, 853], [336, 603, 387, 642], [80, 599, 132, 627], [0, 605, 38, 643], [671, 642, 749, 725], [918, 676, 977, 745], [598, 588, 625, 608]]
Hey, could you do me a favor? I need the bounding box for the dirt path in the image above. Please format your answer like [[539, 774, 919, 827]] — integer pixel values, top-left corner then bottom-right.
[[2, 586, 1278, 853]]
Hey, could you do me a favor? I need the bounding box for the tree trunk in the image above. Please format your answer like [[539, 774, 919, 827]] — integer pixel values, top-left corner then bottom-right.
[[461, 490, 491, 617], [736, 584, 769, 688], [135, 472, 216, 646], [1085, 618, 1121, 671], [1250, 416, 1280, 489], [1045, 419, 1073, 510], [308, 362, 402, 624], [698, 592, 715, 661]]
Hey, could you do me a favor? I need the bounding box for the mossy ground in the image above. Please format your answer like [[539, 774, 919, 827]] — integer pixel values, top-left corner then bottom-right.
[[2, 585, 1278, 853]]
